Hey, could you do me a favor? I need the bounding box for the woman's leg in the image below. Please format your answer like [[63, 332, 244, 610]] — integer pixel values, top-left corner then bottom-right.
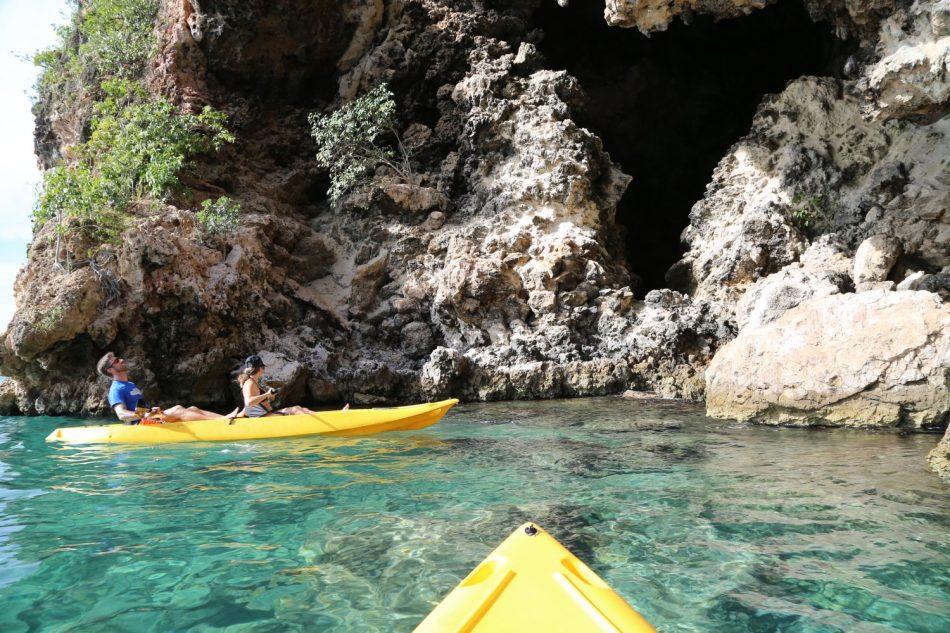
[[276, 405, 316, 415], [163, 405, 237, 421]]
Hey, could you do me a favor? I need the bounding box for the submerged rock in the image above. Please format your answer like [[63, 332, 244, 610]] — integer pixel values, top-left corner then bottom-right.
[[706, 291, 950, 428]]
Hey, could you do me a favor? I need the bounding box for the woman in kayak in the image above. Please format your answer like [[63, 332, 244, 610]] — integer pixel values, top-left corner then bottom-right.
[[237, 355, 322, 417]]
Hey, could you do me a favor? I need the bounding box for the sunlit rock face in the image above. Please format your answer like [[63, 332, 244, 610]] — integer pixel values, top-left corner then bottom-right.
[[929, 425, 950, 480], [674, 1, 949, 431], [706, 291, 950, 428], [672, 75, 949, 308], [604, 0, 774, 33]]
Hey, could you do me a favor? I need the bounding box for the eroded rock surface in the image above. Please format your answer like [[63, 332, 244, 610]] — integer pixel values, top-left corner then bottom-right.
[[928, 425, 950, 479]]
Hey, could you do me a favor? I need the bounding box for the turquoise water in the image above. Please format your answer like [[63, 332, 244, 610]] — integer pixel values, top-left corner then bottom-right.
[[1, 398, 948, 632]]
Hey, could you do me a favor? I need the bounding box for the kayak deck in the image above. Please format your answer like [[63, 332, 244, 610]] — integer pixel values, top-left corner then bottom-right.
[[46, 399, 458, 444], [414, 522, 656, 633]]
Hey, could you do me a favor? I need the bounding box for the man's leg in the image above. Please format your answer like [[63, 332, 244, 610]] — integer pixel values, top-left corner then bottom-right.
[[163, 405, 231, 421]]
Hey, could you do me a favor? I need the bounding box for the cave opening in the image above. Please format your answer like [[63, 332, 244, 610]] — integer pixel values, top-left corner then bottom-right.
[[532, 1, 851, 293]]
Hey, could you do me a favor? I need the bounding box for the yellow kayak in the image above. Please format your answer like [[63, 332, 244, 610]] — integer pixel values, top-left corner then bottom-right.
[[45, 399, 458, 444], [414, 522, 656, 633]]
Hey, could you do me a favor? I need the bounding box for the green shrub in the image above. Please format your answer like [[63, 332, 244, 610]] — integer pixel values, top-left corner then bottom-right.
[[308, 84, 412, 202], [196, 196, 241, 241], [33, 100, 235, 253], [33, 0, 159, 104], [29, 0, 237, 271], [79, 0, 159, 79]]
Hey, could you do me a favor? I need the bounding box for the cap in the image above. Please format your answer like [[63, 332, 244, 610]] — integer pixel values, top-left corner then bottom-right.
[[245, 354, 265, 369]]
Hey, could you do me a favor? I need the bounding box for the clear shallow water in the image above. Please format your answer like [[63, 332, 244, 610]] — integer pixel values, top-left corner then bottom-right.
[[0, 398, 948, 632]]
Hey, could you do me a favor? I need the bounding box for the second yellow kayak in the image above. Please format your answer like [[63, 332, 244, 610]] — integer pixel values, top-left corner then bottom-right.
[[45, 399, 458, 444], [414, 522, 656, 632]]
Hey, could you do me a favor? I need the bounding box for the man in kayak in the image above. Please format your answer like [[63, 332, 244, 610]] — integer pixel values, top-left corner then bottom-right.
[[96, 352, 235, 424]]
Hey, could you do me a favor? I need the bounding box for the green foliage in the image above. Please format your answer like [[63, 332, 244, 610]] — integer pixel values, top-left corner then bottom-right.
[[196, 196, 241, 241], [33, 0, 159, 106], [308, 84, 412, 202], [33, 100, 235, 252], [79, 0, 159, 79], [790, 191, 827, 233], [29, 0, 236, 267]]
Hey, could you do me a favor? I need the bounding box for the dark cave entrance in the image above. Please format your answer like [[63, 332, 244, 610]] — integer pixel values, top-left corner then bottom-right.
[[532, 1, 850, 292]]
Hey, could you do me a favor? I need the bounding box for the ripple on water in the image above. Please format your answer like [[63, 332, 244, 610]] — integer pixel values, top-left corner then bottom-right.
[[0, 400, 948, 632]]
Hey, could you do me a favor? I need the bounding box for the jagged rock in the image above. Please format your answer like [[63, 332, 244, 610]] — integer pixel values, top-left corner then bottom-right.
[[603, 0, 896, 42], [928, 425, 950, 480], [896, 269, 926, 290], [604, 0, 777, 33], [673, 75, 949, 312], [707, 291, 950, 427], [9, 0, 948, 434], [382, 184, 449, 215], [420, 346, 470, 400], [349, 251, 389, 315], [736, 266, 850, 331], [253, 350, 309, 409], [916, 267, 950, 300], [860, 1, 950, 121], [0, 379, 22, 415], [853, 235, 902, 284]]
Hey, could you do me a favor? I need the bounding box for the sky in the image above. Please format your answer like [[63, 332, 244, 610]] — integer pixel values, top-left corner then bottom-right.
[[0, 0, 69, 330]]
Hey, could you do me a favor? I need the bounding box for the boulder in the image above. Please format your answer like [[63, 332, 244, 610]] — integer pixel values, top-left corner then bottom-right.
[[256, 351, 309, 408], [853, 235, 901, 285], [706, 290, 950, 427], [736, 265, 850, 331], [860, 2, 950, 121]]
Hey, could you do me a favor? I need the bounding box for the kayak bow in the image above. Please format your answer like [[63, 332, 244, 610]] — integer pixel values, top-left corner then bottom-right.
[[414, 522, 656, 633]]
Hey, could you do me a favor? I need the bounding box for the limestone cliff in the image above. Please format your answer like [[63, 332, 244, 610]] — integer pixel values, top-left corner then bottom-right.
[[1, 0, 947, 467]]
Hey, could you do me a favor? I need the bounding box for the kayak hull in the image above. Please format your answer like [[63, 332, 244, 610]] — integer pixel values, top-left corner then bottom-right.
[[45, 399, 458, 444], [414, 522, 656, 633]]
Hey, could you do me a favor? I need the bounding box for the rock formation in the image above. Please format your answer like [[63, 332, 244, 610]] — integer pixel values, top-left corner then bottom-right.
[[929, 425, 950, 480], [707, 291, 950, 427], [2, 0, 948, 474]]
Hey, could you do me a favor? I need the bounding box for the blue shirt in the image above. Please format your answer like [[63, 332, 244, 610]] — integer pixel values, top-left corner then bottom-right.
[[108, 380, 145, 412]]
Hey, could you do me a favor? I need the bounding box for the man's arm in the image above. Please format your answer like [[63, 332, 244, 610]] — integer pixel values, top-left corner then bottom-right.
[[113, 403, 140, 424]]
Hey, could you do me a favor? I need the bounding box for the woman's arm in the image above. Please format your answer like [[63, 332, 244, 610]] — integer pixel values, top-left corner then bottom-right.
[[242, 381, 275, 407]]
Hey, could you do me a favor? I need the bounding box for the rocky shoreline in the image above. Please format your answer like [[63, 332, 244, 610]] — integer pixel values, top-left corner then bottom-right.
[[1, 1, 947, 475]]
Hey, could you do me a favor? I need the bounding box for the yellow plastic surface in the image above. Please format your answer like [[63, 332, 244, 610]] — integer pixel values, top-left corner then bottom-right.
[[414, 522, 656, 633], [45, 399, 458, 444]]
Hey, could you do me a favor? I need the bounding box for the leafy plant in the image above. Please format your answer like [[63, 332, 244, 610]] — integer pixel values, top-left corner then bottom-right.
[[78, 0, 159, 79], [308, 84, 413, 202], [33, 100, 235, 258], [33, 0, 159, 109], [196, 196, 241, 241], [790, 191, 827, 232]]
